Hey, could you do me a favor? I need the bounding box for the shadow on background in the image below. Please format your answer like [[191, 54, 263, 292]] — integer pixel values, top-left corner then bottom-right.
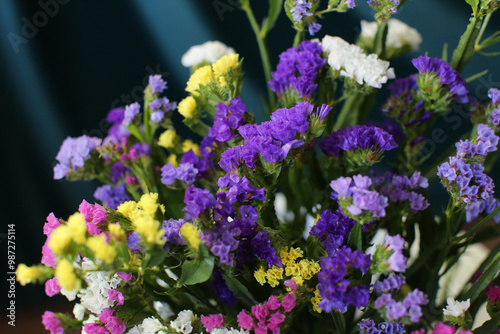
[[0, 0, 499, 332]]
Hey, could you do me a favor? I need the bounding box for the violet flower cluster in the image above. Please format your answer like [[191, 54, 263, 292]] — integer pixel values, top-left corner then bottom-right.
[[53, 135, 102, 179], [320, 124, 397, 166], [330, 174, 389, 224], [268, 40, 326, 103], [309, 209, 356, 255]]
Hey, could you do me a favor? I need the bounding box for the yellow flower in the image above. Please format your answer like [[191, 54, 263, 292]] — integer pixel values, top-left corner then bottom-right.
[[66, 212, 87, 244], [167, 154, 178, 167], [180, 222, 201, 250], [108, 223, 125, 241], [311, 286, 322, 313], [117, 201, 138, 220], [182, 140, 200, 156], [177, 96, 197, 119], [298, 259, 320, 280], [16, 264, 42, 286], [158, 129, 178, 149], [254, 266, 267, 285], [280, 247, 303, 266], [86, 235, 116, 264], [55, 259, 81, 291], [48, 225, 72, 254], [212, 54, 239, 77], [186, 65, 215, 94], [265, 266, 284, 288], [133, 215, 165, 245], [138, 193, 159, 217], [285, 262, 300, 278]]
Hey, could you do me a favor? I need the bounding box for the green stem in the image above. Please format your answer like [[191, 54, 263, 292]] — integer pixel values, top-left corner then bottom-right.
[[293, 29, 305, 47], [374, 21, 388, 58], [475, 12, 492, 49], [241, 1, 276, 111], [333, 93, 364, 130], [450, 14, 484, 72]]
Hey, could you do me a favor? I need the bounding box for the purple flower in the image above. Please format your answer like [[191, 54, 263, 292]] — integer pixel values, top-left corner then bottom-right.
[[151, 110, 165, 123], [149, 74, 167, 94], [412, 56, 469, 104], [105, 107, 129, 143], [109, 161, 128, 183], [309, 209, 355, 254], [290, 0, 312, 21], [127, 232, 142, 251], [53, 135, 102, 179], [268, 41, 326, 99], [374, 275, 406, 294], [346, 0, 356, 8], [162, 218, 186, 245], [213, 97, 247, 143], [489, 88, 500, 106], [183, 185, 216, 218], [251, 232, 282, 268], [202, 221, 240, 266], [465, 197, 500, 223], [211, 267, 236, 306], [123, 102, 141, 126], [94, 183, 130, 209], [320, 125, 397, 158], [456, 124, 499, 158], [308, 22, 321, 36]]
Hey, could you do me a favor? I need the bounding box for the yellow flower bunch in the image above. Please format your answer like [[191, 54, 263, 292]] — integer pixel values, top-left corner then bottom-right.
[[186, 65, 215, 95], [48, 212, 87, 255], [177, 96, 198, 119], [158, 129, 178, 149], [180, 222, 201, 250]]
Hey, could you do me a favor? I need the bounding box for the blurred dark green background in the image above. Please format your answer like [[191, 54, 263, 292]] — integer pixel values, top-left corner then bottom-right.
[[1, 0, 499, 321]]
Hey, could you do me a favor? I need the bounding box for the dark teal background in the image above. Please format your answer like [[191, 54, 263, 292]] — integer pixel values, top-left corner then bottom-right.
[[0, 0, 499, 313]]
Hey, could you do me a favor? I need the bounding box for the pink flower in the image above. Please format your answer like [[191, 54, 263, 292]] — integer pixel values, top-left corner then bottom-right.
[[281, 293, 296, 312], [200, 313, 225, 332], [486, 285, 500, 303], [79, 200, 108, 236], [284, 279, 297, 292], [117, 272, 132, 282], [43, 213, 61, 236], [255, 326, 268, 334], [251, 304, 269, 323], [45, 278, 61, 297], [430, 322, 455, 334], [267, 312, 285, 331], [266, 295, 281, 311], [108, 289, 124, 306], [41, 242, 57, 268], [237, 310, 255, 330], [98, 308, 126, 334], [41, 311, 64, 334], [83, 323, 108, 334]]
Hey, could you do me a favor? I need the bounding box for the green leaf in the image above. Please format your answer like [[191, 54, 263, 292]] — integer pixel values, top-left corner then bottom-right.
[[144, 247, 168, 268], [459, 251, 500, 303], [450, 15, 484, 72], [177, 248, 214, 286], [347, 222, 362, 250], [477, 31, 500, 50], [222, 273, 259, 306], [262, 0, 283, 35]]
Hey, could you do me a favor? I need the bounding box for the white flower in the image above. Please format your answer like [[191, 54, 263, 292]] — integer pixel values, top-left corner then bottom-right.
[[78, 270, 122, 314], [181, 41, 235, 67], [73, 303, 86, 321], [60, 287, 78, 301], [322, 35, 395, 89], [154, 301, 175, 321], [82, 315, 99, 334], [170, 310, 196, 334], [360, 19, 422, 51], [142, 317, 166, 334], [126, 325, 143, 334], [443, 297, 470, 317]]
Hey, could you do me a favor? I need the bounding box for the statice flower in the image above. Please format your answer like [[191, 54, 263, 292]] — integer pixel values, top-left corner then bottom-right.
[[317, 246, 371, 313], [53, 135, 102, 179], [268, 41, 326, 104], [251, 232, 282, 268], [213, 97, 247, 142], [149, 74, 167, 94], [290, 0, 312, 21], [104, 107, 130, 143], [367, 0, 400, 22], [455, 124, 499, 158], [202, 221, 240, 266], [181, 40, 235, 68], [183, 185, 217, 219], [359, 318, 405, 334], [309, 209, 355, 255], [465, 196, 500, 223], [320, 124, 397, 167], [322, 35, 395, 89], [371, 171, 430, 214], [412, 56, 468, 107], [78, 200, 107, 235], [93, 183, 130, 210], [162, 218, 186, 246], [359, 19, 422, 57], [443, 297, 470, 318], [123, 101, 141, 125], [42, 311, 64, 334], [437, 156, 495, 206], [330, 175, 389, 224]]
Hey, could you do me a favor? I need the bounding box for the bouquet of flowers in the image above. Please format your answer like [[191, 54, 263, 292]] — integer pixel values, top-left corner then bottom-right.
[[16, 1, 500, 333]]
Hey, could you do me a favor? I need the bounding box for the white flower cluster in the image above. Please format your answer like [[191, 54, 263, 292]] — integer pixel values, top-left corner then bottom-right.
[[322, 35, 395, 89], [127, 317, 167, 334], [181, 41, 235, 68], [170, 310, 196, 334], [443, 297, 470, 317], [127, 309, 198, 334], [77, 258, 123, 314], [360, 18, 422, 51]]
